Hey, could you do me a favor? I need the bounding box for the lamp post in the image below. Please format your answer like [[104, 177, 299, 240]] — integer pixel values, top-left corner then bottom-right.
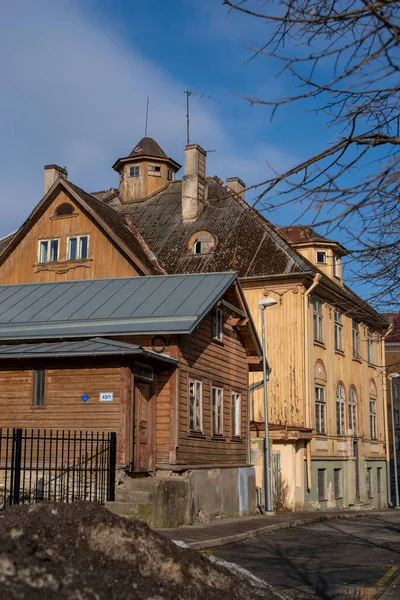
[[388, 373, 400, 508], [258, 297, 277, 514]]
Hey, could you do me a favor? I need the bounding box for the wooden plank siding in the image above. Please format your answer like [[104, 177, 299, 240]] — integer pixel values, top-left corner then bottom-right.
[[176, 307, 249, 465]]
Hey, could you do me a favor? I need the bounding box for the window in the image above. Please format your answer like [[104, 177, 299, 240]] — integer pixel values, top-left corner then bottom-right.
[[148, 164, 162, 177], [334, 468, 342, 499], [167, 168, 174, 181], [212, 386, 223, 435], [231, 392, 241, 437], [38, 239, 59, 263], [312, 299, 323, 343], [316, 251, 327, 264], [67, 235, 89, 260], [189, 380, 202, 433], [336, 383, 345, 436], [377, 468, 382, 494], [349, 387, 357, 435], [133, 362, 153, 382], [334, 310, 343, 351], [33, 370, 45, 407], [395, 382, 399, 401], [315, 386, 326, 434], [333, 254, 339, 277], [318, 469, 326, 501], [367, 331, 373, 363], [366, 467, 373, 498], [352, 320, 360, 359], [370, 400, 377, 439], [129, 165, 140, 177], [54, 202, 74, 217], [395, 407, 400, 426], [212, 308, 223, 342], [191, 232, 214, 255]]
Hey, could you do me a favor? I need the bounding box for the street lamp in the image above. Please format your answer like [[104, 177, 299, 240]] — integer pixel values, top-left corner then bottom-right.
[[388, 373, 400, 508], [258, 297, 278, 514]]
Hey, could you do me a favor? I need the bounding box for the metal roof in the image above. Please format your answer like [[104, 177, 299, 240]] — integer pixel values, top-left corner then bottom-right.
[[0, 273, 236, 341], [0, 337, 177, 362]]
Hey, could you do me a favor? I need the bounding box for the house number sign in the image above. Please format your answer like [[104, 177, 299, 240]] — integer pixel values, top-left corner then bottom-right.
[[100, 392, 113, 402]]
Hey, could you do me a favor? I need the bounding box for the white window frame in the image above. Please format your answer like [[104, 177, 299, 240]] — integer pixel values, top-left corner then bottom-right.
[[189, 379, 202, 433], [336, 384, 345, 436], [349, 387, 357, 435], [370, 399, 377, 439], [332, 254, 339, 277], [67, 235, 89, 261], [315, 386, 326, 434], [367, 331, 373, 363], [129, 165, 140, 178], [212, 308, 223, 342], [316, 251, 327, 264], [352, 320, 360, 359], [212, 386, 224, 436], [313, 299, 324, 343], [231, 391, 241, 437], [167, 168, 175, 181], [148, 164, 162, 177], [38, 238, 60, 264], [334, 309, 343, 352]]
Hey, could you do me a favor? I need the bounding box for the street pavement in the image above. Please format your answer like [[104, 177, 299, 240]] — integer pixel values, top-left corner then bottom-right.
[[210, 514, 400, 599]]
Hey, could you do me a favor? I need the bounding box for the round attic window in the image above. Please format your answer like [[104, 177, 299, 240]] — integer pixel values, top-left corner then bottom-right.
[[54, 202, 75, 217], [188, 231, 215, 255]]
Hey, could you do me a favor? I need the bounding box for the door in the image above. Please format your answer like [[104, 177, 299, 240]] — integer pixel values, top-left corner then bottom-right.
[[354, 441, 360, 500], [133, 381, 155, 472]]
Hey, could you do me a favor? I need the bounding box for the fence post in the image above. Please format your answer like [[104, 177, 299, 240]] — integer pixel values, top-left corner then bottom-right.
[[12, 429, 23, 505], [107, 432, 116, 502]]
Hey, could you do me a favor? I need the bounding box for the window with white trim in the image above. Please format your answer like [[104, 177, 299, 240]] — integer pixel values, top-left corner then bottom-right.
[[212, 386, 223, 435], [129, 165, 140, 177], [334, 310, 343, 351], [333, 254, 340, 277], [313, 299, 323, 343], [316, 251, 326, 264], [67, 235, 89, 260], [370, 399, 377, 439], [315, 386, 326, 434], [231, 391, 241, 437], [349, 387, 357, 435], [367, 331, 374, 363], [352, 320, 360, 359], [189, 379, 202, 433], [336, 383, 345, 436], [148, 164, 162, 177], [212, 308, 223, 342], [38, 239, 59, 263]]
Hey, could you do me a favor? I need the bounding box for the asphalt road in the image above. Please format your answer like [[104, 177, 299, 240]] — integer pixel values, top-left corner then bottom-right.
[[210, 514, 400, 599]]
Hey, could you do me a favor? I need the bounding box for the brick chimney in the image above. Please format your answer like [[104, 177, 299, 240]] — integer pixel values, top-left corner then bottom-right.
[[44, 164, 68, 194], [227, 177, 245, 199], [182, 144, 207, 221]]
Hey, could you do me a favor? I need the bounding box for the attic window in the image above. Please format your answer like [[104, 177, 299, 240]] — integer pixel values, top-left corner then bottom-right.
[[148, 164, 162, 177], [189, 231, 215, 255], [316, 251, 327, 264], [129, 165, 140, 178], [54, 202, 74, 217], [167, 169, 174, 181]]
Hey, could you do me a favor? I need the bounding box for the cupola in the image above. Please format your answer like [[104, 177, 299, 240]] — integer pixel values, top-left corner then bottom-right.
[[112, 137, 181, 203]]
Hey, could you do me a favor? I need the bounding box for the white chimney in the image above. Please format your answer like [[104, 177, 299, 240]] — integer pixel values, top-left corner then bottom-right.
[[44, 164, 68, 195], [182, 144, 207, 221], [227, 177, 245, 199]]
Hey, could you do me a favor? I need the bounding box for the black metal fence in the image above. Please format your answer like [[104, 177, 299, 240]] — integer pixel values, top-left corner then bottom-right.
[[0, 429, 116, 511]]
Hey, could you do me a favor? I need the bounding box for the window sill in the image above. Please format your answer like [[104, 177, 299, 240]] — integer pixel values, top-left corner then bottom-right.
[[188, 431, 205, 438], [211, 338, 224, 347], [211, 434, 226, 441], [352, 356, 362, 364], [313, 340, 326, 349], [335, 349, 345, 357], [49, 214, 78, 220], [231, 436, 243, 442], [32, 405, 46, 409], [35, 258, 93, 274]]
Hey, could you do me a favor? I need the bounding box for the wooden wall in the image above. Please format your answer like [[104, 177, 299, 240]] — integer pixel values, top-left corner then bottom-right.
[[0, 190, 139, 284], [119, 159, 172, 203]]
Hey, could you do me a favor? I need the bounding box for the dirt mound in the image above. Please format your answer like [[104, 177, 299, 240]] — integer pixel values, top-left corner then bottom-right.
[[0, 502, 284, 599]]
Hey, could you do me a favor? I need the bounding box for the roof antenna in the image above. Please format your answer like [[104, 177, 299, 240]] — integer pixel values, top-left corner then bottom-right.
[[144, 96, 150, 137], [184, 90, 211, 146]]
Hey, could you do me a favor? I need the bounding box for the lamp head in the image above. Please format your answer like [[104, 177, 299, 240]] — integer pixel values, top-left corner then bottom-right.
[[258, 297, 278, 310]]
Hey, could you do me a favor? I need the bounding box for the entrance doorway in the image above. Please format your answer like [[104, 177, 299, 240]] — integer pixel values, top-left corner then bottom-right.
[[133, 381, 155, 473]]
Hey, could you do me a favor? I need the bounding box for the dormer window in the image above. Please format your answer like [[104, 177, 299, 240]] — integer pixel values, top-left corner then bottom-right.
[[129, 165, 140, 178], [38, 238, 59, 263], [54, 202, 74, 217], [316, 251, 327, 264], [148, 164, 162, 177], [67, 235, 89, 260], [189, 231, 215, 255], [333, 254, 341, 278]]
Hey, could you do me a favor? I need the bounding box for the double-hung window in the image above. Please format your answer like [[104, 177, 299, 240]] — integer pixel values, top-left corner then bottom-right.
[[189, 379, 202, 433], [38, 239, 59, 263], [352, 320, 360, 359], [313, 299, 323, 343], [367, 331, 373, 363], [370, 400, 377, 439], [231, 391, 241, 437], [212, 386, 223, 435], [334, 310, 343, 352], [212, 308, 223, 342], [315, 386, 326, 434], [336, 384, 345, 436], [349, 387, 357, 435], [67, 235, 89, 260]]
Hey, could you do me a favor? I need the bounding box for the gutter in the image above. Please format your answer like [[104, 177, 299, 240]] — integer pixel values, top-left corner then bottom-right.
[[304, 273, 321, 491]]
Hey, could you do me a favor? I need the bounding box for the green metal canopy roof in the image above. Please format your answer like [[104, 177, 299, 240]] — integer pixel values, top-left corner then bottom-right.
[[0, 273, 237, 341]]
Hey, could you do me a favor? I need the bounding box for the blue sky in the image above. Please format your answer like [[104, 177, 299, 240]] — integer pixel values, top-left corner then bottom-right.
[[0, 0, 351, 275]]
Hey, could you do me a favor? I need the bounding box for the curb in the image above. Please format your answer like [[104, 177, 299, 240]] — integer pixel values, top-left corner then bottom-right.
[[183, 510, 390, 550]]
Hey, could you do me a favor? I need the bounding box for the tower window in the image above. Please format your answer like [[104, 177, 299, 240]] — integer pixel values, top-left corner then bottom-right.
[[148, 164, 162, 177], [316, 251, 327, 264], [129, 165, 140, 177], [167, 168, 174, 181]]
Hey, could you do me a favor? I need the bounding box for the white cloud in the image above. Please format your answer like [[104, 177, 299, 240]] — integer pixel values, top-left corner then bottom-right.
[[0, 0, 298, 237]]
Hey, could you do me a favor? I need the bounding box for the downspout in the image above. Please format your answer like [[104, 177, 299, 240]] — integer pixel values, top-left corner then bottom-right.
[[304, 273, 321, 491], [382, 323, 394, 507]]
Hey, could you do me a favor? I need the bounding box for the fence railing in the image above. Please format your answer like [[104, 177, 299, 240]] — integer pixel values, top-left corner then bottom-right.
[[0, 429, 116, 511]]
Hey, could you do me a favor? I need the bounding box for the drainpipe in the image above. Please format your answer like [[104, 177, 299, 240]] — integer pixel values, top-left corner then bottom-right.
[[304, 274, 321, 491], [382, 324, 394, 507]]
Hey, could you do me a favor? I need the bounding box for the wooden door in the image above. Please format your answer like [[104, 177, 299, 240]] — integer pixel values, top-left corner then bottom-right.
[[133, 381, 155, 472]]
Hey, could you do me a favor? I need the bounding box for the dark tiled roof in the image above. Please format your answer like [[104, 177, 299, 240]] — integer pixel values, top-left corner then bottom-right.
[[278, 225, 334, 245], [383, 313, 400, 343], [128, 137, 168, 160], [0, 233, 15, 254], [115, 177, 310, 278], [90, 188, 119, 205]]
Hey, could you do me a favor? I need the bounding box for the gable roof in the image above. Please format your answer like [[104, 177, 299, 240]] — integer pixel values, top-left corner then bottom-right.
[[0, 178, 165, 277], [0, 273, 242, 341]]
